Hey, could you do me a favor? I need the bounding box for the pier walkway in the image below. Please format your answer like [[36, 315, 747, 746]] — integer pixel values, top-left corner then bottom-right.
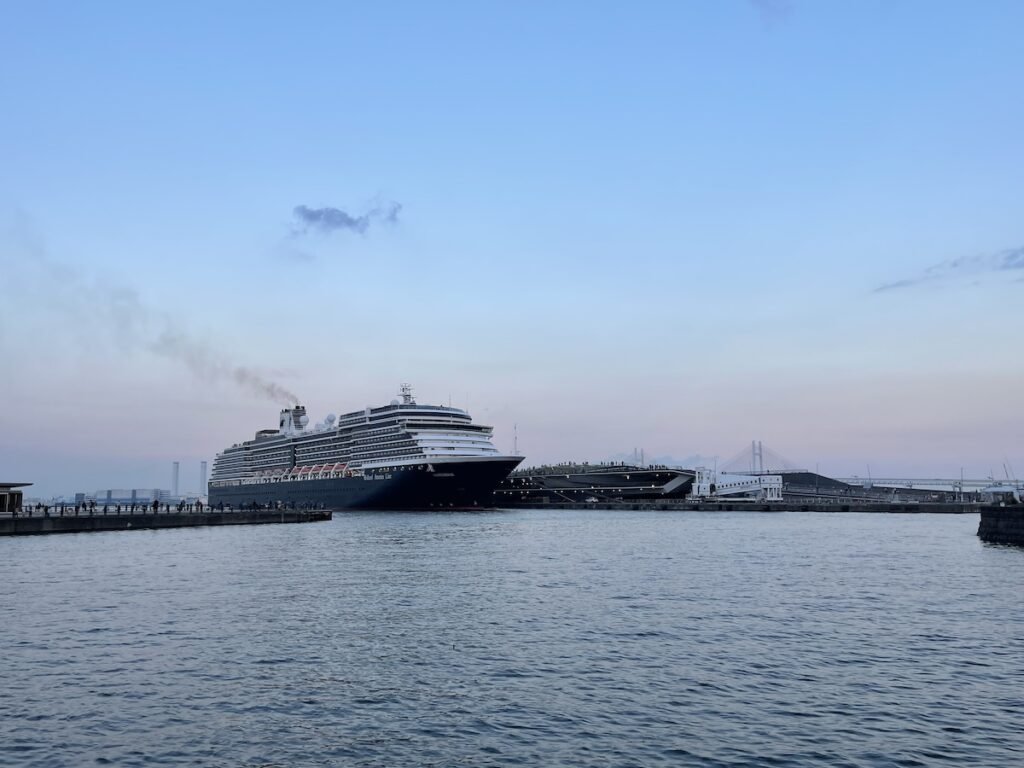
[[0, 507, 332, 536], [504, 500, 981, 514]]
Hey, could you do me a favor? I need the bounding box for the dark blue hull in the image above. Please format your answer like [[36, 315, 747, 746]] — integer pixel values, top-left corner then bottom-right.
[[208, 458, 522, 510]]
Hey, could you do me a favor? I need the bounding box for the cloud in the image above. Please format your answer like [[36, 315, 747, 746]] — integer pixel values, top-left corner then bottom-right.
[[874, 246, 1024, 292], [292, 201, 402, 236], [873, 279, 918, 293], [747, 0, 793, 24]]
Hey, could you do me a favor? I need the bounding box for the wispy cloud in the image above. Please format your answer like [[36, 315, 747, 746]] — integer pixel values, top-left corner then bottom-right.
[[746, 0, 793, 24], [874, 246, 1024, 292], [291, 201, 401, 236]]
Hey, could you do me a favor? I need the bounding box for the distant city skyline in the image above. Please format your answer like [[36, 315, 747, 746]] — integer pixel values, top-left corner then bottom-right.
[[3, 1, 1022, 497]]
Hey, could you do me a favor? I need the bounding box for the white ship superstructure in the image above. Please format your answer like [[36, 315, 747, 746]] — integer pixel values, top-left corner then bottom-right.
[[209, 386, 520, 507]]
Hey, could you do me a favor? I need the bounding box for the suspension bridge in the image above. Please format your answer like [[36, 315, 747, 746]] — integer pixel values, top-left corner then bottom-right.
[[720, 441, 1020, 493]]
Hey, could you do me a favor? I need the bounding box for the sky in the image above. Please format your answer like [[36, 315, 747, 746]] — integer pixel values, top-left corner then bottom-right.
[[2, 0, 1022, 497]]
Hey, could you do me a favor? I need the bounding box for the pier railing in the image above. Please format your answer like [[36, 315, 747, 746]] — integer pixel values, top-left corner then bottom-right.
[[3, 502, 329, 519], [1, 506, 333, 536]]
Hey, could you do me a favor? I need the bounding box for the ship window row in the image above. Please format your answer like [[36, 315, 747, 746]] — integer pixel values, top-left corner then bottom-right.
[[395, 415, 472, 424], [331, 436, 416, 452], [350, 444, 417, 456], [350, 446, 421, 458], [400, 416, 473, 424], [293, 432, 397, 451], [367, 405, 464, 416], [348, 440, 418, 453], [351, 448, 422, 461], [414, 436, 497, 446], [406, 423, 488, 432], [348, 436, 407, 446], [349, 432, 407, 445], [422, 448, 497, 454], [366, 416, 470, 426], [416, 441, 497, 451], [412, 430, 494, 439], [293, 437, 418, 461]]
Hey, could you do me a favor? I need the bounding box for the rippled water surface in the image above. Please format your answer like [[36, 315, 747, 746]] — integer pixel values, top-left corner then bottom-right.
[[2, 510, 1022, 767]]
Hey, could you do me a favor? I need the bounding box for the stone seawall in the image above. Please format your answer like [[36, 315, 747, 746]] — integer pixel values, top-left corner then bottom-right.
[[502, 501, 978, 514], [977, 505, 1024, 545], [0, 509, 332, 536]]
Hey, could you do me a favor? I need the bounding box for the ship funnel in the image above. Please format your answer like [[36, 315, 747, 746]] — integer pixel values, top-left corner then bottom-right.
[[279, 404, 308, 435]]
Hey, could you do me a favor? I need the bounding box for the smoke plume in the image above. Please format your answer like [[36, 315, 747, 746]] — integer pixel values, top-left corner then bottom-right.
[[151, 330, 300, 404], [874, 246, 1024, 293], [292, 201, 402, 236], [8, 229, 300, 405]]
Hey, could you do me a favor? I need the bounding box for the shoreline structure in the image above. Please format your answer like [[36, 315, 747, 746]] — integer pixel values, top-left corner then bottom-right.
[[1, 507, 331, 536]]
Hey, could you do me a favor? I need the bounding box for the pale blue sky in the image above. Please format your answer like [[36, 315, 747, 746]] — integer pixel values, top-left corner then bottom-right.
[[2, 1, 1022, 496]]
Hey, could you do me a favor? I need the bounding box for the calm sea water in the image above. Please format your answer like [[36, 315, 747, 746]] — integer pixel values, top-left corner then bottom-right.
[[1, 510, 1022, 767]]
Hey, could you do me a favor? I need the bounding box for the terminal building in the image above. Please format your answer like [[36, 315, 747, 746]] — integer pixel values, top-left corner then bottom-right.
[[1, 483, 31, 514]]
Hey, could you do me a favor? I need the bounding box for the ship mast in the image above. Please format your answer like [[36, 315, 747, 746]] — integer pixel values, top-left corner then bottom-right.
[[399, 383, 415, 405]]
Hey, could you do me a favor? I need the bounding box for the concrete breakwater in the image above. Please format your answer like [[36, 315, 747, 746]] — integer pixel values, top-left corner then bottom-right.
[[1, 508, 332, 536], [512, 501, 980, 514], [977, 505, 1024, 545]]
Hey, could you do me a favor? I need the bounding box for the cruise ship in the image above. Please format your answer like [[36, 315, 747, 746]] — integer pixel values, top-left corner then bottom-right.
[[208, 385, 523, 510]]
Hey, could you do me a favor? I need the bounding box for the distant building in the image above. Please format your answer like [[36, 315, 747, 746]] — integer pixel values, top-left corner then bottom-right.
[[77, 489, 171, 505]]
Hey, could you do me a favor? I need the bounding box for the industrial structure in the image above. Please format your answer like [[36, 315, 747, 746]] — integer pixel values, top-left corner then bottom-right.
[[689, 468, 783, 501], [495, 440, 1020, 507], [74, 461, 212, 506], [76, 489, 171, 506]]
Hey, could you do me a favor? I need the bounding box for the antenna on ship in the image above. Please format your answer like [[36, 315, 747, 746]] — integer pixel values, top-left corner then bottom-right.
[[399, 383, 415, 405], [514, 423, 518, 455]]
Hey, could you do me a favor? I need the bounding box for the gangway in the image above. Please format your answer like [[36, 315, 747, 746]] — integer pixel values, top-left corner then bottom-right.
[[689, 468, 782, 502]]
